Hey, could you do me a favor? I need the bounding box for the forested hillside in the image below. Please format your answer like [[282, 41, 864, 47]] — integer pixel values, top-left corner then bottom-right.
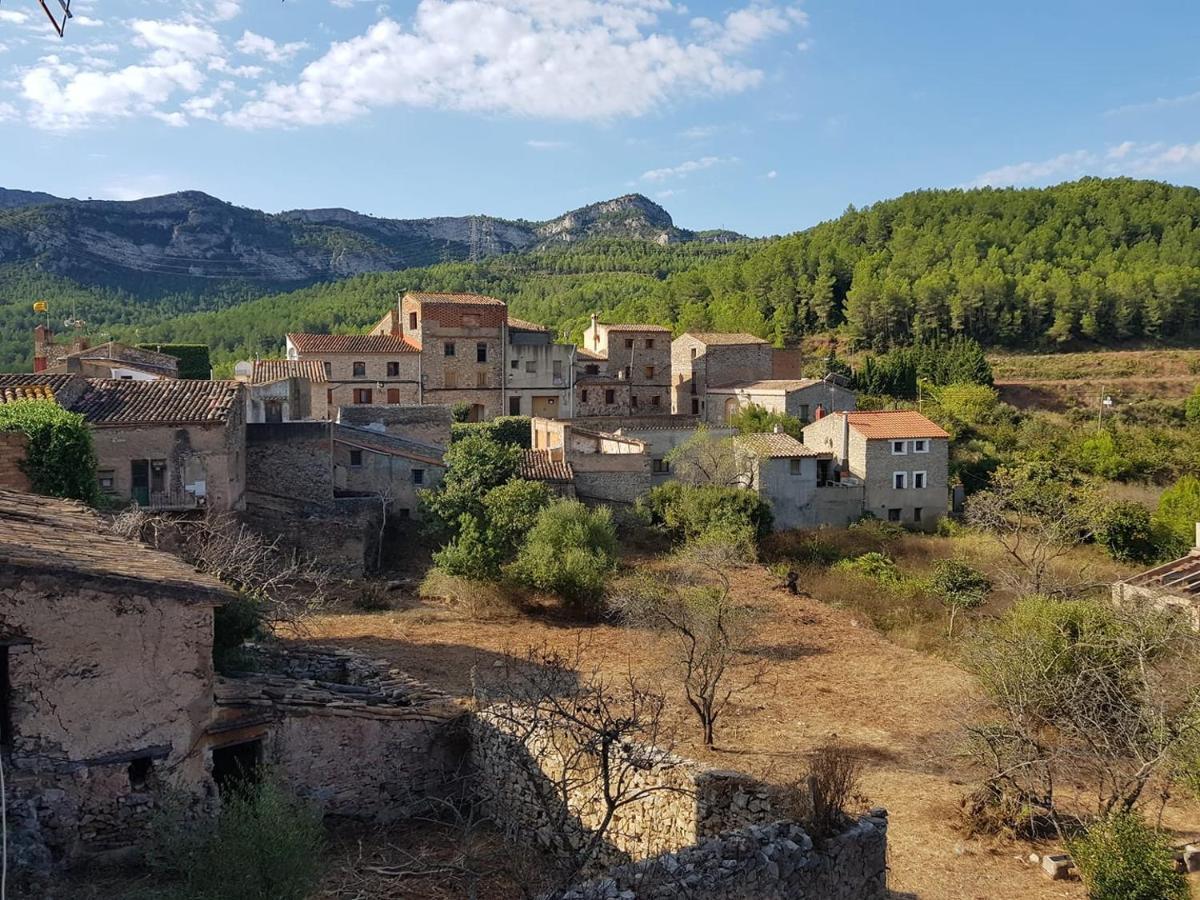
[[4, 178, 1200, 372]]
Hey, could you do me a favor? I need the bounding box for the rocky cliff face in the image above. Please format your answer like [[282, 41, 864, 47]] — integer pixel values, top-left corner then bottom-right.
[[0, 188, 738, 288]]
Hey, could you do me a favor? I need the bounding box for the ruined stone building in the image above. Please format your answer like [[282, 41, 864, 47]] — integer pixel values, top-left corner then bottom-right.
[[40, 340, 180, 381], [332, 423, 447, 515], [571, 414, 734, 485], [0, 374, 246, 511], [285, 332, 421, 412], [802, 410, 950, 529], [1114, 523, 1200, 629], [529, 417, 652, 504], [234, 358, 329, 423], [578, 316, 672, 415]]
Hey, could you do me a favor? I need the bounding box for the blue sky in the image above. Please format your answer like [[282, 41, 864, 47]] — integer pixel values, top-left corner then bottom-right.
[[1, 0, 1199, 235]]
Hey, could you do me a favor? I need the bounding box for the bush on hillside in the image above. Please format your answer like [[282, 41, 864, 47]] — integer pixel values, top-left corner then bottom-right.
[[638, 482, 773, 543], [1067, 812, 1190, 900], [1153, 475, 1200, 558], [1095, 501, 1164, 564], [507, 500, 617, 614], [450, 415, 532, 448], [0, 399, 98, 503]]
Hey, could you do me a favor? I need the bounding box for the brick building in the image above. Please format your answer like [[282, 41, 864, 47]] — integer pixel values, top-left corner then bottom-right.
[[285, 333, 420, 413], [578, 315, 671, 415], [802, 411, 949, 529]]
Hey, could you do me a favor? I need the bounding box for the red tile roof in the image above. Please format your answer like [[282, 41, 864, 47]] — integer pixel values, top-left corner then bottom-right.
[[507, 316, 551, 333], [250, 359, 329, 384], [73, 379, 243, 426], [600, 323, 671, 333], [519, 449, 574, 484], [0, 374, 83, 405], [405, 291, 505, 306], [845, 411, 949, 440], [735, 432, 821, 458], [709, 379, 820, 393], [287, 333, 420, 354]]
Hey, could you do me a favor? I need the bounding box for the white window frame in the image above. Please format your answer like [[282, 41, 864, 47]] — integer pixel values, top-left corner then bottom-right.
[[912, 470, 927, 489], [913, 439, 929, 453], [891, 440, 907, 455], [893, 471, 907, 490]]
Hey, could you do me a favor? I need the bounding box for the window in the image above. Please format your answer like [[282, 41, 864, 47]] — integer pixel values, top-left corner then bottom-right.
[[651, 395, 661, 407], [323, 361, 332, 379], [581, 389, 589, 403], [913, 507, 923, 523], [349, 449, 363, 467], [98, 469, 116, 493], [631, 395, 639, 408], [412, 469, 425, 485], [789, 458, 802, 475], [913, 471, 927, 489], [891, 440, 907, 455], [509, 396, 521, 415], [585, 364, 600, 375], [690, 347, 697, 360], [352, 361, 366, 378], [476, 371, 487, 388], [408, 311, 418, 331], [691, 397, 700, 414], [353, 388, 373, 404], [644, 365, 655, 379], [476, 342, 488, 363], [386, 361, 400, 377], [651, 458, 670, 474], [799, 404, 810, 421], [893, 471, 907, 490], [387, 388, 400, 404], [444, 342, 456, 357], [624, 366, 632, 380], [624, 338, 634, 349], [128, 756, 154, 791], [646, 338, 655, 349], [887, 508, 902, 522], [913, 439, 929, 453], [604, 389, 615, 404], [552, 360, 563, 381], [525, 360, 537, 373], [212, 739, 263, 794]]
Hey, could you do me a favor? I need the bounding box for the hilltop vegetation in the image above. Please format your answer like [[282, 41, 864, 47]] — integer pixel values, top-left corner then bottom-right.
[[4, 178, 1200, 372]]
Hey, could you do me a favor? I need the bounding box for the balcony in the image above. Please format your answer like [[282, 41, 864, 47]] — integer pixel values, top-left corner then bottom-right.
[[131, 488, 204, 510]]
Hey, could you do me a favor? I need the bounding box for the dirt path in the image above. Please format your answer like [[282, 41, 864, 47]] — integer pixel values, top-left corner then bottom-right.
[[306, 565, 1098, 900]]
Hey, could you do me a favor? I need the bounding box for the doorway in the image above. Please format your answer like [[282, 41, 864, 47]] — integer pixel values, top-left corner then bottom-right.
[[130, 459, 149, 506], [211, 738, 263, 794]]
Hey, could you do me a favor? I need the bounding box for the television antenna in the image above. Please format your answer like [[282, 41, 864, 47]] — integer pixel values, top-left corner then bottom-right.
[[37, 0, 72, 37]]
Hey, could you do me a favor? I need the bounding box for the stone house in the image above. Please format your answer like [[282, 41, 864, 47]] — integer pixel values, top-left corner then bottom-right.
[[337, 404, 454, 449], [42, 340, 180, 381], [1113, 524, 1200, 629], [0, 489, 233, 871], [73, 378, 248, 511], [571, 415, 734, 485], [285, 332, 421, 413], [518, 448, 576, 497], [802, 411, 950, 529], [734, 432, 826, 531], [578, 315, 672, 415], [530, 416, 652, 504], [0, 372, 89, 409], [505, 317, 574, 418], [705, 377, 857, 427], [234, 358, 329, 423], [332, 423, 446, 518], [671, 332, 773, 416], [574, 373, 632, 417]]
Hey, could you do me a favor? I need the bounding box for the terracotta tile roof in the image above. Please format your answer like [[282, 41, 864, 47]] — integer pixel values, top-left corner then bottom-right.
[[0, 373, 79, 404], [73, 378, 242, 426], [735, 432, 821, 458], [519, 449, 574, 484], [0, 489, 233, 603], [287, 333, 420, 354], [709, 379, 820, 393], [844, 411, 950, 440], [576, 347, 607, 361], [333, 424, 446, 467], [507, 316, 551, 333], [405, 291, 505, 306], [600, 323, 671, 333], [57, 341, 178, 373], [681, 332, 769, 345], [1126, 550, 1200, 598], [250, 359, 329, 384]]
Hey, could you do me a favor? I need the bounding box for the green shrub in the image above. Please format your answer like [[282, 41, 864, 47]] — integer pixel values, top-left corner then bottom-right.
[[0, 399, 98, 503], [1153, 475, 1200, 557], [135, 343, 211, 379], [450, 415, 532, 448], [1096, 501, 1163, 564], [212, 595, 265, 674], [481, 478, 553, 559], [1184, 385, 1200, 423], [1067, 812, 1189, 900], [507, 500, 617, 613], [728, 402, 804, 435], [929, 558, 990, 636], [832, 552, 902, 584], [638, 482, 773, 543], [450, 402, 472, 423], [432, 513, 501, 579], [148, 778, 325, 900]]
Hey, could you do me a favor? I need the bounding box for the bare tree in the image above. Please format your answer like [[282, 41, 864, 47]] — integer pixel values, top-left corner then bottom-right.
[[610, 541, 765, 747], [665, 425, 753, 488], [472, 643, 685, 893], [110, 507, 330, 628], [965, 465, 1104, 596]]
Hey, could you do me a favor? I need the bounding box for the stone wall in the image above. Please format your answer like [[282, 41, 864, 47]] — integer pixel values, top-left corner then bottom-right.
[[0, 431, 31, 491], [338, 404, 453, 447], [575, 379, 632, 417], [246, 422, 333, 502], [242, 490, 383, 575], [558, 816, 889, 900]]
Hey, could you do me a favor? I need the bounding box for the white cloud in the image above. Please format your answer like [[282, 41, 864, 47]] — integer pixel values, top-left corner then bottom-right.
[[968, 140, 1200, 187], [0, 9, 28, 24], [236, 30, 309, 63], [526, 139, 569, 149], [654, 188, 680, 199], [1104, 90, 1200, 117], [765, 169, 777, 179], [680, 124, 717, 139], [641, 155, 736, 182], [132, 20, 222, 63], [73, 16, 105, 27], [213, 0, 242, 21], [225, 1, 806, 128]]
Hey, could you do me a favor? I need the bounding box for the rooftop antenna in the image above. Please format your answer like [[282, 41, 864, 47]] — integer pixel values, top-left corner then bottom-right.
[[37, 0, 72, 37]]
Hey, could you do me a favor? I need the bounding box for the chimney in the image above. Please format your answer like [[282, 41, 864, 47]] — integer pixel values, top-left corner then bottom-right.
[[840, 412, 849, 465], [772, 423, 782, 434], [33, 324, 52, 373], [814, 403, 826, 420]]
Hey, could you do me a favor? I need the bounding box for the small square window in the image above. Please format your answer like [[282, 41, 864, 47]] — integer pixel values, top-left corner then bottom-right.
[[632, 395, 639, 407], [644, 365, 655, 379], [799, 404, 810, 421], [412, 469, 425, 485], [386, 361, 400, 377], [353, 388, 373, 404], [891, 440, 907, 455], [525, 360, 537, 373], [646, 339, 655, 349], [444, 342, 456, 357], [913, 471, 927, 489], [98, 470, 116, 492], [585, 364, 600, 375], [408, 311, 418, 331], [349, 449, 364, 467], [511, 359, 520, 369], [887, 508, 901, 522], [624, 338, 634, 349], [913, 439, 928, 453], [651, 395, 660, 406], [128, 756, 155, 791], [651, 458, 670, 474], [690, 348, 697, 360], [789, 458, 802, 475], [914, 507, 923, 522], [893, 472, 907, 490], [352, 361, 366, 378]]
